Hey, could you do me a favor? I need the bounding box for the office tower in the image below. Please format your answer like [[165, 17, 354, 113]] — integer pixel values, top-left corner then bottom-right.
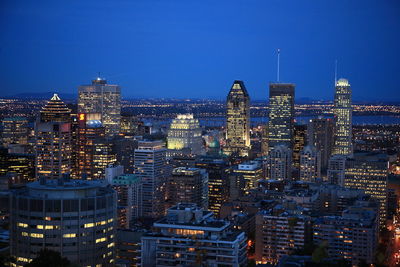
[[267, 145, 292, 180], [0, 147, 35, 183], [255, 203, 311, 264], [10, 178, 117, 266], [141, 203, 247, 267], [169, 167, 208, 209], [313, 203, 378, 266], [299, 145, 321, 182], [105, 165, 124, 183], [261, 125, 269, 156], [112, 137, 139, 174], [268, 83, 295, 151], [293, 124, 307, 170], [195, 156, 230, 216], [35, 94, 71, 180], [167, 114, 204, 156], [120, 115, 140, 137], [332, 78, 353, 156], [232, 160, 263, 190], [78, 77, 121, 136], [134, 140, 169, 218], [92, 140, 116, 179], [327, 155, 346, 185], [1, 117, 28, 148], [307, 117, 334, 170], [344, 152, 388, 225], [225, 80, 251, 157], [112, 174, 142, 228]]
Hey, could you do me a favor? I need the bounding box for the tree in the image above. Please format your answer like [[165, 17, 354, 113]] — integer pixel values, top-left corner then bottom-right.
[[25, 249, 71, 267]]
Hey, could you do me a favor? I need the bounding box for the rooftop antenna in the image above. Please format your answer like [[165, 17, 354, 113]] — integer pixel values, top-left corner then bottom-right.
[[98, 72, 101, 79], [277, 48, 281, 82]]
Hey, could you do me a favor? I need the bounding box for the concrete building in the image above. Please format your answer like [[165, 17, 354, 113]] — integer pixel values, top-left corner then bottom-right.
[[78, 77, 121, 136], [134, 140, 169, 218], [1, 117, 28, 148], [293, 124, 307, 170], [232, 160, 263, 190], [225, 80, 251, 157], [268, 83, 295, 151], [35, 94, 71, 180], [267, 145, 292, 181], [169, 167, 208, 209], [332, 78, 353, 157], [10, 178, 117, 267], [327, 155, 346, 185], [141, 203, 247, 267], [167, 114, 204, 156], [299, 145, 321, 182]]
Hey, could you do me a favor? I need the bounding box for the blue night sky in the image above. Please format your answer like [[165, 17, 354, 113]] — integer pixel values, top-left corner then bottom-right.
[[0, 0, 399, 101]]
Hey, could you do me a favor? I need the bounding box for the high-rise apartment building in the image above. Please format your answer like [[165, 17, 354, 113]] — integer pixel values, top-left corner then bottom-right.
[[225, 80, 251, 157], [268, 83, 295, 151], [307, 117, 334, 170], [327, 155, 346, 185], [141, 203, 247, 267], [10, 178, 117, 267], [1, 117, 29, 148], [344, 152, 388, 225], [332, 78, 353, 156], [167, 114, 204, 155], [267, 145, 292, 180], [134, 140, 169, 218], [35, 94, 71, 180], [169, 167, 208, 209], [78, 78, 121, 136], [299, 145, 321, 182]]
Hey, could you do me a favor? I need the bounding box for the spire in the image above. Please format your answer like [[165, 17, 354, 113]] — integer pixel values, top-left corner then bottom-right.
[[277, 48, 281, 82], [51, 93, 61, 101]]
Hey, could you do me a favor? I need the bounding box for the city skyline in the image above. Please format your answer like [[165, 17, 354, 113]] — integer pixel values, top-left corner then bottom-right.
[[1, 1, 399, 101]]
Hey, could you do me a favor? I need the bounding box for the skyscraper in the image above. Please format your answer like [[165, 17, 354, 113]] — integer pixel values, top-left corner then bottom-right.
[[293, 124, 307, 170], [167, 114, 204, 155], [1, 117, 28, 148], [225, 80, 251, 157], [268, 83, 295, 152], [332, 78, 353, 156], [35, 94, 71, 180], [134, 140, 169, 218], [78, 78, 121, 136], [267, 145, 292, 180], [307, 117, 334, 170]]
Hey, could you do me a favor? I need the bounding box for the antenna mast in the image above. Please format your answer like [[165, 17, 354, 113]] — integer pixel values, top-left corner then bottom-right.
[[334, 60, 337, 86], [277, 49, 281, 82]]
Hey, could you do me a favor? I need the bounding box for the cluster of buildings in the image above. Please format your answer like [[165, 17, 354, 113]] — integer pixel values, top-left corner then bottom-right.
[[0, 75, 395, 267]]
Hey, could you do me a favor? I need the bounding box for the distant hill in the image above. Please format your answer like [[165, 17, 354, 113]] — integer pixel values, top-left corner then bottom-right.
[[3, 92, 77, 100]]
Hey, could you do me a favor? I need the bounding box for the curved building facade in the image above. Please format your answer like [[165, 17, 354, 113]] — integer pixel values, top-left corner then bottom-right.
[[10, 179, 117, 267]]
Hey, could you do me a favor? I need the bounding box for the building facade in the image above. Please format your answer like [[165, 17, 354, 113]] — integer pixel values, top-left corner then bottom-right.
[[141, 203, 247, 267], [268, 83, 295, 152], [307, 117, 334, 170], [1, 117, 29, 148], [225, 80, 251, 157], [299, 145, 321, 182], [78, 78, 121, 136], [267, 145, 292, 180], [332, 78, 353, 157], [10, 178, 117, 267]]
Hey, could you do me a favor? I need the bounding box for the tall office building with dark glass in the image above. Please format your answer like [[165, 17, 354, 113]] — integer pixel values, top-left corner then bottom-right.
[[78, 78, 121, 137], [332, 78, 352, 156], [224, 80, 251, 157], [267, 83, 295, 152]]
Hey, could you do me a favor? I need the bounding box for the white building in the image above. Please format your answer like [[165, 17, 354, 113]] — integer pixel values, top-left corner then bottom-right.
[[267, 145, 292, 180], [299, 145, 321, 182]]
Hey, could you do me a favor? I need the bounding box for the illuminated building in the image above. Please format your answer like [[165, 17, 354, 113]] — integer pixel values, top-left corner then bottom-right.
[[224, 80, 251, 157], [0, 148, 35, 183], [343, 152, 388, 226], [167, 114, 203, 156], [232, 161, 263, 190], [120, 115, 140, 137], [112, 136, 139, 174], [195, 156, 230, 216], [169, 167, 208, 209], [332, 78, 353, 156], [134, 140, 169, 218], [268, 83, 295, 152], [267, 145, 292, 180], [141, 203, 247, 267], [78, 77, 121, 136], [293, 124, 307, 170], [327, 155, 346, 185], [92, 139, 116, 179], [35, 94, 71, 180], [255, 203, 312, 264], [112, 174, 142, 228], [116, 229, 144, 267], [10, 178, 117, 267], [313, 202, 378, 266], [307, 117, 333, 170], [1, 117, 28, 148], [299, 145, 321, 182]]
